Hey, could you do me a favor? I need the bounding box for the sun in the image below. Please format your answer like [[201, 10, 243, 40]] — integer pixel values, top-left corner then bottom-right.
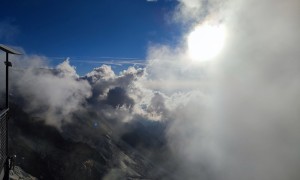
[[187, 23, 226, 62]]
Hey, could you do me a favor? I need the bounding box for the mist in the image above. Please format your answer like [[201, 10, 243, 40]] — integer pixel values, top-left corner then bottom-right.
[[143, 0, 300, 179], [160, 0, 300, 179]]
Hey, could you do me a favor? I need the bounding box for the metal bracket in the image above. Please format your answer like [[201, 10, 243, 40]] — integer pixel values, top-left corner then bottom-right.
[[4, 61, 12, 67]]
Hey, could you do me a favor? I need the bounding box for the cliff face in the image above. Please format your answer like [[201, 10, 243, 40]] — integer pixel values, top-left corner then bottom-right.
[[8, 103, 173, 180]]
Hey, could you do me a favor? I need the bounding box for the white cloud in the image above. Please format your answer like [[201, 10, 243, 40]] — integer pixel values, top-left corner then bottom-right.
[[130, 0, 300, 179], [173, 0, 227, 25], [10, 58, 92, 129]]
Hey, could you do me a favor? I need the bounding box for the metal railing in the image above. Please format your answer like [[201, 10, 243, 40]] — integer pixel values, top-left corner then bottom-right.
[[0, 109, 8, 171]]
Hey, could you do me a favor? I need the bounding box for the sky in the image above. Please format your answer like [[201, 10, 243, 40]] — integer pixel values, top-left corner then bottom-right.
[[0, 0, 180, 75]]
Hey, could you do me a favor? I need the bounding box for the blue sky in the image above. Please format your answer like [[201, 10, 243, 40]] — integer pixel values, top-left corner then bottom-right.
[[0, 0, 182, 75]]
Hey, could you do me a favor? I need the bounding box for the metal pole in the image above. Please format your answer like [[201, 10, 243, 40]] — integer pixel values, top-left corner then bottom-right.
[[5, 52, 9, 172], [3, 52, 10, 180], [5, 52, 8, 109]]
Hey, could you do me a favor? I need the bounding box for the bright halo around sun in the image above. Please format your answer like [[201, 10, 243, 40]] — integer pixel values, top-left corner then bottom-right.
[[187, 23, 226, 62]]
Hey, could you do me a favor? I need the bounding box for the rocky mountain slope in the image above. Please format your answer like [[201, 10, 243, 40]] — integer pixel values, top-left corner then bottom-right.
[[8, 103, 174, 180]]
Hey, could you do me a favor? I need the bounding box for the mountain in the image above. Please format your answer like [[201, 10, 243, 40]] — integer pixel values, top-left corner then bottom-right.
[[8, 103, 175, 180]]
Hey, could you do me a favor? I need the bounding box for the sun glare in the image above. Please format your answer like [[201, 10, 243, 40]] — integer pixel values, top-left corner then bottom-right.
[[187, 23, 226, 62]]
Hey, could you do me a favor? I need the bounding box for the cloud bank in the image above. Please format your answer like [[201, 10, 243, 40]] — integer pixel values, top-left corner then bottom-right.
[[12, 60, 91, 128]]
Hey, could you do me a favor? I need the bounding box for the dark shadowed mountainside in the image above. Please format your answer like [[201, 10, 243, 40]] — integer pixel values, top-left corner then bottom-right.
[[8, 102, 176, 180]]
